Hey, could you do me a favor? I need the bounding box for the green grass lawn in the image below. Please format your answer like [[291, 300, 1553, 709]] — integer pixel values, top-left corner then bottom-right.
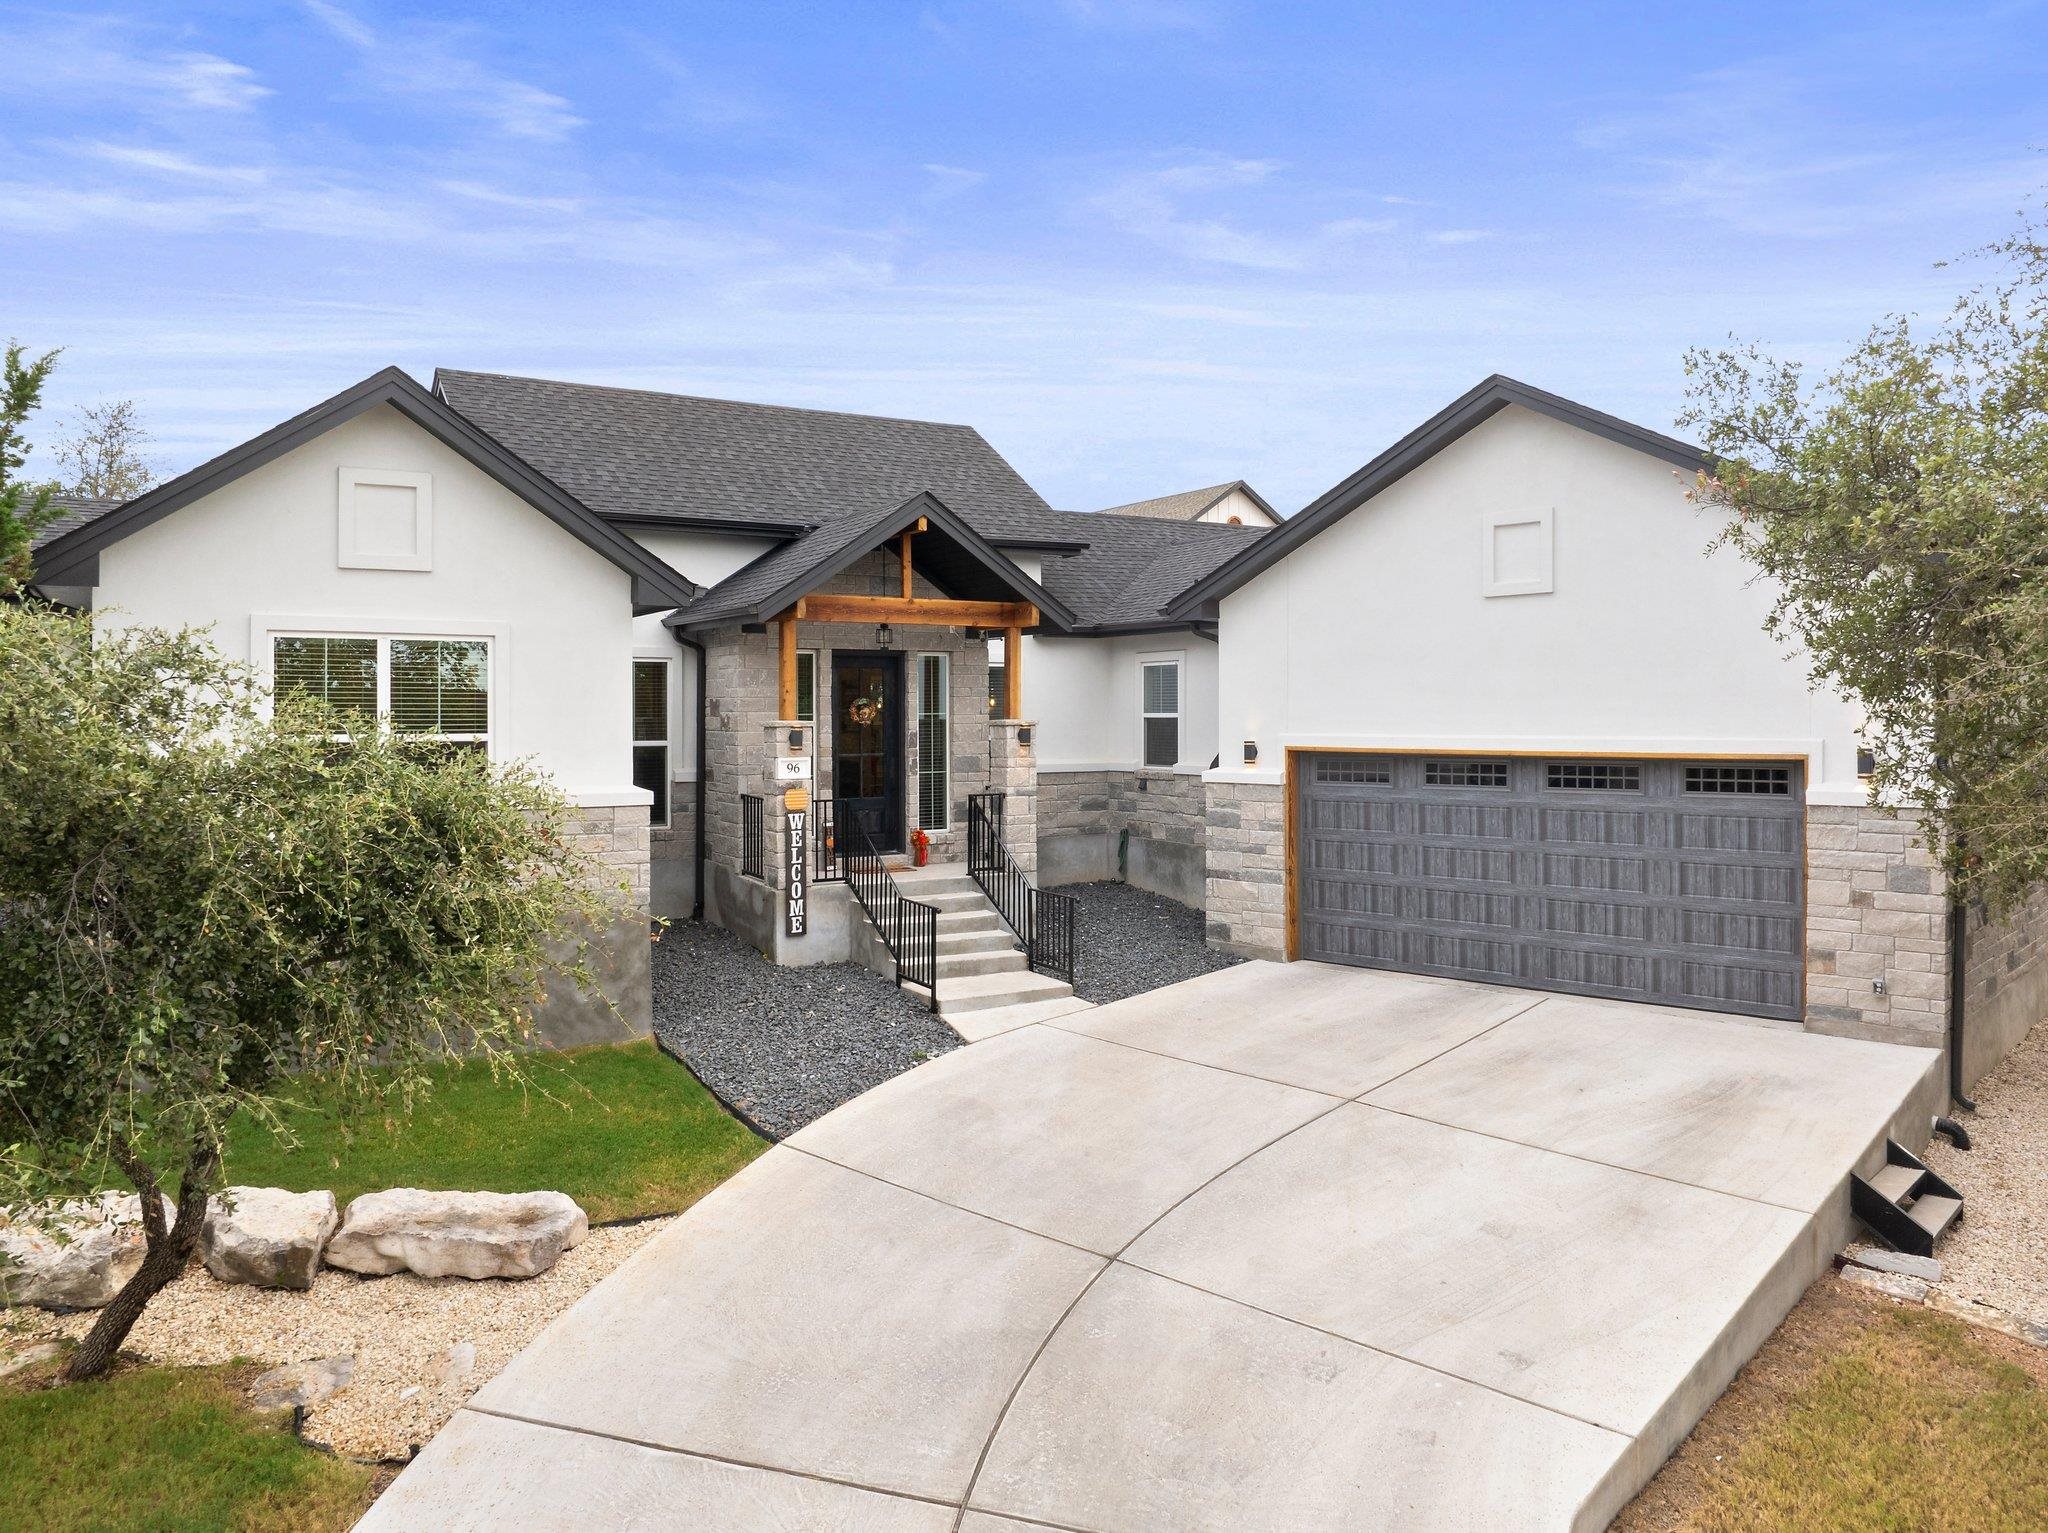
[[1621, 1277, 2048, 1531], [0, 1361, 375, 1533], [224, 1040, 765, 1223]]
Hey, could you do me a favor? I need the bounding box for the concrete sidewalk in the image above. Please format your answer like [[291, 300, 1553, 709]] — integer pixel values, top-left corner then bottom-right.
[[358, 961, 1941, 1532]]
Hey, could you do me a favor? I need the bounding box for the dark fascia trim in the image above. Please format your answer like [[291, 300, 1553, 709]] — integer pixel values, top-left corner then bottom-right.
[[670, 489, 1079, 635], [34, 365, 701, 610], [991, 535, 1091, 553], [1223, 480, 1283, 524], [1161, 374, 1710, 619], [1034, 619, 1217, 639], [601, 512, 810, 538]]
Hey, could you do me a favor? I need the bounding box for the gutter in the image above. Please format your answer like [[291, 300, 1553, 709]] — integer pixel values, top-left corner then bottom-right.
[[675, 631, 709, 922]]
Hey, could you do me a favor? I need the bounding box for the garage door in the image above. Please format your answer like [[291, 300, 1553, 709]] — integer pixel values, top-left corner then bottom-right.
[[1296, 755, 1805, 1020]]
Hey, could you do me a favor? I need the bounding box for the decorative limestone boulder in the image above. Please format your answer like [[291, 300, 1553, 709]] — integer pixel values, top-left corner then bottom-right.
[[0, 1192, 174, 1310], [249, 1355, 354, 1410], [202, 1188, 339, 1291], [323, 1189, 588, 1280]]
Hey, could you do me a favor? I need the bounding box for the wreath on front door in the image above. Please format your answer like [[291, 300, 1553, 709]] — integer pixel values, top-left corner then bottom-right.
[[846, 689, 885, 727]]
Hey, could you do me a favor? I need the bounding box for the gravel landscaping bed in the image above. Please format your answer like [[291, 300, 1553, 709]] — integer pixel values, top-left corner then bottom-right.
[[651, 919, 960, 1139], [1062, 880, 1244, 1004], [1922, 1017, 2048, 1325], [10, 1218, 669, 1462]]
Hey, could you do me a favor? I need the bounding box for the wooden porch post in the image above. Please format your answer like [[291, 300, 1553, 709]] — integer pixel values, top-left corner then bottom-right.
[[1004, 624, 1022, 719], [778, 610, 798, 720], [899, 530, 913, 600]]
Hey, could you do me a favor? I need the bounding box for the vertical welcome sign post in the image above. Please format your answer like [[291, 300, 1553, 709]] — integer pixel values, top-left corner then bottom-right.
[[778, 753, 812, 937]]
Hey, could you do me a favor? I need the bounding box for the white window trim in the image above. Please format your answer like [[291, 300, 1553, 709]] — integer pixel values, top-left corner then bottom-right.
[[915, 651, 951, 832], [338, 466, 433, 572], [252, 613, 508, 763], [1139, 652, 1183, 770], [1481, 506, 1554, 598], [631, 655, 672, 829]]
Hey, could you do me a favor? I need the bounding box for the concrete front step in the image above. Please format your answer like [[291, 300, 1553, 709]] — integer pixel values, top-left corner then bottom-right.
[[946, 993, 1098, 1043], [937, 929, 1017, 956], [939, 969, 1077, 1016], [937, 909, 1007, 934], [920, 890, 994, 914], [938, 950, 1031, 980]]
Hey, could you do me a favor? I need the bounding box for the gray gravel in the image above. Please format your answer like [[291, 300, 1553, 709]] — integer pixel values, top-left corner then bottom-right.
[[651, 920, 960, 1140], [1063, 881, 1244, 1004]]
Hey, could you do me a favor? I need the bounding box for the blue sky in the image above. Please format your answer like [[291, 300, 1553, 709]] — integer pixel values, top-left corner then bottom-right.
[[3, 1, 2042, 512]]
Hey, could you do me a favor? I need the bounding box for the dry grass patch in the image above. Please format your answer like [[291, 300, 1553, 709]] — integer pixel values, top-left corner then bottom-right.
[[1619, 1274, 2048, 1532]]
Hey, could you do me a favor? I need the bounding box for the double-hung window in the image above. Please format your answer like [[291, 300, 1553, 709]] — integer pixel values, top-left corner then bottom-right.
[[273, 634, 490, 753], [1141, 659, 1181, 768], [916, 653, 950, 831], [632, 659, 670, 827]]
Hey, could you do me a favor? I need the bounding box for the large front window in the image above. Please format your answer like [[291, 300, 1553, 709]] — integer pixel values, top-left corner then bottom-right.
[[273, 635, 490, 752]]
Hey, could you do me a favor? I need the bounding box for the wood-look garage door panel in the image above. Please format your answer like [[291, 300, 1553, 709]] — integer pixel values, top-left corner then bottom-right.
[[1297, 755, 1805, 1021]]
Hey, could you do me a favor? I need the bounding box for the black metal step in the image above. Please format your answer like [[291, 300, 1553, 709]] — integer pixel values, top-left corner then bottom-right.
[[1851, 1139, 1963, 1259]]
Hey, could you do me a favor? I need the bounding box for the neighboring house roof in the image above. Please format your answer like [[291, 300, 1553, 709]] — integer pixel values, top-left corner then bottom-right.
[[1097, 480, 1279, 525], [673, 491, 1077, 633], [29, 367, 699, 612], [1032, 510, 1268, 631], [1163, 374, 1710, 620], [435, 370, 1087, 548], [30, 494, 123, 550]]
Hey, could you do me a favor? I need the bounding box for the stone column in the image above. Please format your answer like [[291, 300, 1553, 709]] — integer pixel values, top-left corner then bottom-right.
[[1204, 779, 1287, 959], [988, 719, 1038, 881]]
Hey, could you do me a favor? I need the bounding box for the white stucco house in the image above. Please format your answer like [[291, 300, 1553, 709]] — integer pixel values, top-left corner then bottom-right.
[[27, 368, 2043, 1093]]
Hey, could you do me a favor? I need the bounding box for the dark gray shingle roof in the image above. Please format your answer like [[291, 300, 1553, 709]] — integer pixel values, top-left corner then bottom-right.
[[1099, 481, 1248, 522], [435, 369, 1082, 544]]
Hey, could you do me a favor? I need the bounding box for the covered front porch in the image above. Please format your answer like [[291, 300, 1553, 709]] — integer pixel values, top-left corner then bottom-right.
[[671, 492, 1075, 978]]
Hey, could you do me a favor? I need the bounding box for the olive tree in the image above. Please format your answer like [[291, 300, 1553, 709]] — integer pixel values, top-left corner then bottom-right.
[[1683, 207, 2048, 914], [0, 603, 609, 1381]]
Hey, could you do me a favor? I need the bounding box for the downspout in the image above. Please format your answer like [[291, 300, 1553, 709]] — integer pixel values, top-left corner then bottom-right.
[[1947, 890, 1978, 1114], [676, 631, 709, 922]]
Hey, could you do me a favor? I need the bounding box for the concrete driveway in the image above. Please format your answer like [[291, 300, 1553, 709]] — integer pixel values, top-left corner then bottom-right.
[[360, 962, 1941, 1532]]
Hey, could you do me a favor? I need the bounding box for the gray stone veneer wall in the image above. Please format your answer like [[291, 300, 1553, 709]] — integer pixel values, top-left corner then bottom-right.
[[530, 802, 653, 1047], [1039, 768, 1207, 906], [1202, 779, 1287, 959], [649, 788, 697, 919], [1802, 805, 1947, 1050], [1960, 884, 2048, 1091]]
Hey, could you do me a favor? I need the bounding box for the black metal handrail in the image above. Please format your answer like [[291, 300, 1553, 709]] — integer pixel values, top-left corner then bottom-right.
[[812, 795, 843, 882], [840, 809, 939, 1007], [739, 793, 764, 879], [967, 792, 1076, 985]]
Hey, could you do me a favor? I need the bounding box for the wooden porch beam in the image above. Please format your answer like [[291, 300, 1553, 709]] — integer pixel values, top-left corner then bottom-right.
[[899, 530, 913, 600], [794, 594, 1039, 629], [1004, 625, 1022, 719], [777, 608, 798, 720]]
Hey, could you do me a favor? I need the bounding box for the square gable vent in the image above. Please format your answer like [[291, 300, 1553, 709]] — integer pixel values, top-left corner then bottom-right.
[[339, 466, 433, 571]]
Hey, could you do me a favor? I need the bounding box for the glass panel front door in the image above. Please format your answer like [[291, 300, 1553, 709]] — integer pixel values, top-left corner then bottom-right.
[[833, 653, 903, 852]]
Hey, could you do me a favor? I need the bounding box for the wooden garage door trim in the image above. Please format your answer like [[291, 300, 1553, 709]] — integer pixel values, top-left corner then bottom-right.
[[1285, 747, 1808, 1020]]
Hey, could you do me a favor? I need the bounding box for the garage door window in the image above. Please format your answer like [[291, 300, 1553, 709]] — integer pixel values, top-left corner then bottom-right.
[[1142, 661, 1180, 767], [1423, 759, 1509, 788], [1546, 762, 1641, 791], [1316, 758, 1392, 784], [1684, 765, 1792, 795]]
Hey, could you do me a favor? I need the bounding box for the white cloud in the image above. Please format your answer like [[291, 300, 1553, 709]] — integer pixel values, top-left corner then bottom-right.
[[923, 163, 988, 198], [1087, 157, 1397, 270], [1, 19, 270, 114], [301, 0, 585, 141], [1429, 228, 1495, 245], [74, 143, 268, 185]]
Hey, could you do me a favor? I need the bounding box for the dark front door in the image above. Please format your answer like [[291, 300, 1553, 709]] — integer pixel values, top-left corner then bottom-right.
[[832, 652, 905, 852]]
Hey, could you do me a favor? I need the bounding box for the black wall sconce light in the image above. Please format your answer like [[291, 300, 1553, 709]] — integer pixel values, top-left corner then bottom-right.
[[1017, 726, 1033, 746], [876, 623, 894, 650], [788, 728, 806, 750], [1243, 739, 1259, 766], [1857, 745, 1876, 778]]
